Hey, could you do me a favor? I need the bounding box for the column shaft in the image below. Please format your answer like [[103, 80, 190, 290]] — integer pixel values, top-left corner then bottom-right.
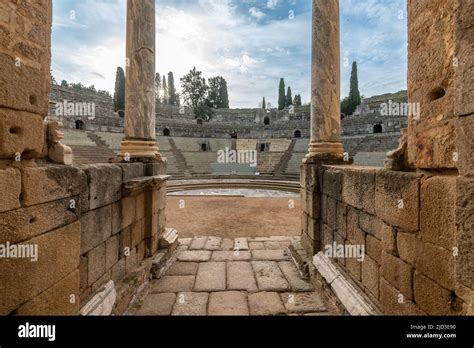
[[306, 0, 344, 160]]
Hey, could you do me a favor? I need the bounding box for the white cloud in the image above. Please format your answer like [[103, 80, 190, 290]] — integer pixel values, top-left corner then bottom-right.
[[249, 7, 265, 19], [266, 0, 280, 10]]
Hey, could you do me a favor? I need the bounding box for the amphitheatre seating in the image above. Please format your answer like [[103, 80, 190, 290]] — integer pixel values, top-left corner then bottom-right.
[[63, 129, 97, 146], [257, 152, 284, 174], [181, 152, 217, 174], [236, 139, 257, 151], [62, 129, 116, 165], [268, 139, 291, 152], [353, 152, 386, 167], [209, 138, 232, 151], [171, 137, 202, 152], [95, 132, 123, 151], [293, 139, 310, 152], [284, 152, 306, 174]]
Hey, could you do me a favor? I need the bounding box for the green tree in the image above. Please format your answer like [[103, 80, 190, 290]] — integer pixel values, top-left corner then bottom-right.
[[162, 75, 168, 104], [180, 67, 210, 119], [168, 72, 178, 105], [61, 80, 68, 87], [342, 61, 362, 115], [285, 86, 293, 106], [155, 73, 161, 107], [262, 96, 266, 109], [293, 94, 302, 107], [113, 67, 125, 111], [278, 78, 286, 110], [207, 76, 229, 108]]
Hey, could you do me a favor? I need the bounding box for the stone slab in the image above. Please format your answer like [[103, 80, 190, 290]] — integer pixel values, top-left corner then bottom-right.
[[227, 262, 258, 292], [248, 292, 286, 316], [172, 292, 208, 316], [177, 250, 211, 262], [234, 237, 249, 251], [251, 250, 291, 261], [208, 291, 249, 316], [136, 293, 176, 316], [211, 251, 251, 262], [189, 236, 207, 250], [204, 236, 222, 251], [194, 262, 226, 292], [166, 262, 199, 276], [278, 261, 314, 292], [249, 242, 265, 250], [280, 293, 326, 313], [252, 261, 290, 292]]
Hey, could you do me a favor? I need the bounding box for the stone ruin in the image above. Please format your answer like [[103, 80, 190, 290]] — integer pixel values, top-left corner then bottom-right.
[[0, 0, 472, 316]]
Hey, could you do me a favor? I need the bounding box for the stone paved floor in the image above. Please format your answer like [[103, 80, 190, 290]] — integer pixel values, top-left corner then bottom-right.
[[128, 236, 341, 316]]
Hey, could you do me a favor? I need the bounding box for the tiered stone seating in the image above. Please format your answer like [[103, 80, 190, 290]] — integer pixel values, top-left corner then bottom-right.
[[209, 138, 232, 151], [257, 152, 284, 174], [95, 132, 124, 151], [63, 129, 97, 146], [171, 137, 202, 152], [236, 139, 257, 151], [156, 136, 172, 151], [285, 153, 306, 174], [268, 139, 291, 152], [293, 139, 310, 152], [182, 152, 217, 174], [161, 151, 180, 174]]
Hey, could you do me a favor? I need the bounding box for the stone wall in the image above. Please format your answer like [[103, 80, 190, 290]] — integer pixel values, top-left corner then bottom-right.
[[301, 165, 472, 315], [0, 161, 168, 315]]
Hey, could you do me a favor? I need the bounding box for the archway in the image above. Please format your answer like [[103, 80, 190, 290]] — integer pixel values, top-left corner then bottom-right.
[[264, 116, 270, 125], [163, 128, 171, 136], [373, 124, 382, 134], [294, 130, 302, 138], [75, 120, 85, 130]]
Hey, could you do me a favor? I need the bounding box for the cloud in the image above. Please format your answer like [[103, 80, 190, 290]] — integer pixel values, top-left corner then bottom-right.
[[249, 7, 265, 19], [51, 0, 408, 108]]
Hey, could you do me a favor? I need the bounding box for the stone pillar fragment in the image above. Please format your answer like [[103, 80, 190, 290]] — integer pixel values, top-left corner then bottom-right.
[[305, 0, 344, 161], [119, 0, 161, 160]]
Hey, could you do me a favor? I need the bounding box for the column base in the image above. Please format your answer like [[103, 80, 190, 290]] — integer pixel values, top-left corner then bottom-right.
[[304, 142, 345, 164], [118, 140, 163, 162]]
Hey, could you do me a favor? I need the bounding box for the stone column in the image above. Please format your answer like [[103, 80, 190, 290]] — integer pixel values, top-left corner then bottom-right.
[[119, 0, 161, 161], [305, 0, 344, 161]]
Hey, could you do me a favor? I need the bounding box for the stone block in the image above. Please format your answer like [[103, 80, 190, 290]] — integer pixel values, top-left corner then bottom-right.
[[0, 166, 20, 212], [87, 243, 106, 286], [194, 262, 226, 292], [136, 293, 175, 316], [321, 224, 334, 249], [322, 167, 343, 200], [301, 188, 319, 218], [414, 272, 462, 315], [341, 167, 378, 214], [455, 115, 474, 176], [280, 292, 326, 313], [0, 221, 80, 315], [166, 262, 199, 276], [234, 237, 249, 251], [80, 205, 112, 254], [326, 196, 337, 230], [111, 258, 126, 284], [80, 256, 88, 293], [15, 270, 80, 316], [131, 219, 145, 248], [336, 202, 347, 239], [0, 52, 51, 116], [251, 249, 290, 261], [208, 292, 249, 316], [359, 212, 383, 240], [178, 250, 211, 262], [227, 262, 258, 292], [420, 176, 457, 250], [171, 292, 208, 316], [345, 256, 361, 282], [111, 197, 136, 235], [456, 177, 474, 288], [379, 278, 424, 315], [381, 252, 413, 300], [116, 163, 144, 182], [362, 255, 380, 299], [20, 164, 87, 207], [0, 197, 77, 244], [106, 235, 119, 271], [375, 170, 421, 232], [248, 292, 286, 315], [397, 232, 418, 265], [212, 250, 251, 262], [252, 261, 290, 292], [380, 223, 397, 255], [366, 235, 382, 264], [278, 261, 314, 292], [119, 227, 132, 259], [145, 161, 167, 176], [135, 193, 145, 220], [306, 215, 321, 242], [83, 164, 122, 210], [125, 247, 138, 273], [300, 162, 319, 192], [150, 276, 195, 293], [415, 242, 456, 290]]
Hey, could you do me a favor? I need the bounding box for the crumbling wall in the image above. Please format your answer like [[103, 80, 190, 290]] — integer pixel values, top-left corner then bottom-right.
[[302, 165, 471, 315]]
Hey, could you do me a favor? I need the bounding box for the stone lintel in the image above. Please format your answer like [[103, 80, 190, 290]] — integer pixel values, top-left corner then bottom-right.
[[123, 175, 171, 196]]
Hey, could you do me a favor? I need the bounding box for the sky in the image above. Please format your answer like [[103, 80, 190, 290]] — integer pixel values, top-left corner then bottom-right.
[[51, 0, 408, 108]]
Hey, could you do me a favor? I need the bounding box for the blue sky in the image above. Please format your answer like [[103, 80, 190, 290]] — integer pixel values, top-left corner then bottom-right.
[[51, 0, 407, 108]]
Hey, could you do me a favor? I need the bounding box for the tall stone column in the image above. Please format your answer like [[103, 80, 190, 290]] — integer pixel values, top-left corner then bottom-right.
[[120, 0, 161, 160], [305, 0, 344, 161]]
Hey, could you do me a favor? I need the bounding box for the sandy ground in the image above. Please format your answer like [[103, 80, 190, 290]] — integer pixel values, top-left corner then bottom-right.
[[166, 196, 301, 238]]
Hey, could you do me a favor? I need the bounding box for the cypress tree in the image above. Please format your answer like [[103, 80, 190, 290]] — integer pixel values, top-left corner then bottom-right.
[[219, 78, 229, 108], [347, 61, 361, 115], [162, 75, 168, 104], [286, 86, 293, 106], [155, 73, 161, 105], [262, 96, 266, 109], [278, 78, 285, 110], [113, 67, 125, 111], [168, 72, 177, 105]]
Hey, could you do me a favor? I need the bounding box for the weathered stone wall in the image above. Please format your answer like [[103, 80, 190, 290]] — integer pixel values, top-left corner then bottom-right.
[[0, 0, 52, 159], [0, 161, 168, 315], [301, 165, 472, 315]]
